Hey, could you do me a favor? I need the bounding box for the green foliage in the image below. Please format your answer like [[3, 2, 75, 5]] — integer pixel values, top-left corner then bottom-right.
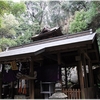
[[69, 10, 88, 33], [85, 2, 97, 24], [0, 38, 17, 51], [0, 18, 2, 27], [0, 14, 19, 38], [15, 21, 41, 46], [9, 1, 26, 17], [0, 14, 19, 51], [15, 32, 31, 45], [31, 22, 41, 35], [68, 1, 100, 34], [2, 13, 19, 27], [14, 12, 41, 45], [96, 28, 100, 34], [0, 1, 10, 15], [0, 1, 10, 27]]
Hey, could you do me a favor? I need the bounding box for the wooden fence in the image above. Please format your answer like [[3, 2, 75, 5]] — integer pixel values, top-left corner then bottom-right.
[[62, 89, 81, 99], [34, 88, 81, 99]]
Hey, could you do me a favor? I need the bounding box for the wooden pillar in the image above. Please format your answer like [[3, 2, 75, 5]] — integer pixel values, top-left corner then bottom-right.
[[82, 53, 89, 98], [88, 60, 94, 87], [29, 56, 34, 99], [57, 53, 61, 65], [10, 82, 14, 98], [82, 54, 88, 88], [87, 59, 94, 99], [65, 67, 67, 88], [77, 50, 85, 99], [57, 53, 61, 81]]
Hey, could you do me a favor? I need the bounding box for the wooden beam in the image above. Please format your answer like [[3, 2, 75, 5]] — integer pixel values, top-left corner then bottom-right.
[[80, 49, 90, 60], [84, 52, 90, 60], [88, 50, 97, 53], [34, 49, 45, 56], [0, 53, 34, 62], [46, 43, 89, 54], [80, 49, 99, 64], [92, 60, 100, 63], [34, 55, 43, 61], [29, 56, 34, 99]]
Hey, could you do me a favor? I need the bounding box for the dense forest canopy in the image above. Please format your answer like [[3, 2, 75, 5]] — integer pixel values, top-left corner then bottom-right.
[[0, 0, 100, 51]]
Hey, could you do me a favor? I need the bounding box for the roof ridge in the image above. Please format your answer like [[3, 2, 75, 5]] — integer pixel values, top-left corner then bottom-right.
[[9, 29, 93, 50]]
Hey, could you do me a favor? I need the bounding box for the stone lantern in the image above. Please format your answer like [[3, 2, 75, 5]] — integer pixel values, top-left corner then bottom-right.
[[49, 82, 67, 99]]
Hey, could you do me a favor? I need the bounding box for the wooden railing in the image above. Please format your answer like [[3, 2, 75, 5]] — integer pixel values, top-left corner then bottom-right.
[[62, 89, 81, 99]]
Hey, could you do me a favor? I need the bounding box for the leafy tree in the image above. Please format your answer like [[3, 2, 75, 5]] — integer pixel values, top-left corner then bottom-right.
[[0, 38, 17, 51], [86, 1, 100, 32], [14, 12, 41, 46], [0, 1, 10, 15], [9, 1, 26, 17], [1, 13, 19, 38], [15, 32, 31, 45], [15, 20, 41, 45], [0, 1, 10, 27], [0, 14, 19, 51], [69, 10, 88, 33], [68, 1, 99, 33], [13, 1, 45, 46]]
